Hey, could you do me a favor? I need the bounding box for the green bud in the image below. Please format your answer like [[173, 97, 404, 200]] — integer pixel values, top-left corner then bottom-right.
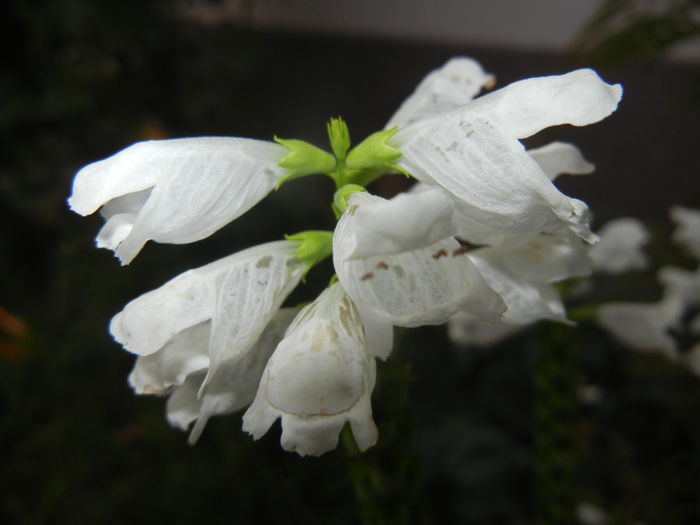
[[327, 117, 351, 161], [346, 127, 406, 176], [332, 184, 366, 218], [274, 137, 336, 188], [285, 230, 334, 280]]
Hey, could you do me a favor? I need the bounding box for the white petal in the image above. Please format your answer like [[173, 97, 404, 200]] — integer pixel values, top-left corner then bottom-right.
[[671, 206, 700, 260], [186, 308, 297, 444], [68, 138, 286, 264], [448, 311, 524, 346], [128, 322, 210, 394], [598, 297, 684, 358], [385, 57, 494, 128], [471, 259, 569, 324], [466, 68, 623, 140], [334, 193, 505, 327], [161, 309, 295, 438], [395, 117, 596, 243], [109, 240, 303, 357], [474, 229, 592, 284], [527, 142, 595, 180], [658, 266, 700, 307], [242, 283, 378, 456], [95, 213, 135, 250], [349, 188, 459, 257], [166, 373, 205, 431], [589, 218, 649, 274]]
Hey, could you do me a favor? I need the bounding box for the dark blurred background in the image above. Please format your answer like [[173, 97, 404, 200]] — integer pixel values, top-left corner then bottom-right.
[[2, 1, 700, 524]]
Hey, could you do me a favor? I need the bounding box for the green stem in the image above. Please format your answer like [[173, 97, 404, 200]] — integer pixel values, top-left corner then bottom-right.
[[533, 323, 579, 525]]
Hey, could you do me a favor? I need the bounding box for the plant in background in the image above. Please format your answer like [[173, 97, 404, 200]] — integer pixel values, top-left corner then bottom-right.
[[68, 57, 622, 457]]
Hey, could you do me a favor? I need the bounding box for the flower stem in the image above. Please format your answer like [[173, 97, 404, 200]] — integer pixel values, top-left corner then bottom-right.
[[533, 323, 579, 524]]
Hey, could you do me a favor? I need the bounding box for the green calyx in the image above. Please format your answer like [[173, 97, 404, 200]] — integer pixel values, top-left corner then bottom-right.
[[286, 230, 334, 280], [332, 184, 366, 219], [275, 118, 408, 192], [275, 137, 336, 189], [346, 127, 406, 176]]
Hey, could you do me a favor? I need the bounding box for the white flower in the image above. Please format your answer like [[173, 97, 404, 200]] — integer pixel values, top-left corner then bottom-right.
[[110, 240, 306, 439], [68, 137, 287, 264], [598, 296, 684, 358], [385, 57, 494, 129], [242, 282, 378, 456], [447, 228, 592, 345], [333, 192, 506, 339], [671, 206, 700, 260], [162, 309, 296, 443], [468, 228, 591, 325], [390, 66, 621, 244], [589, 217, 649, 274]]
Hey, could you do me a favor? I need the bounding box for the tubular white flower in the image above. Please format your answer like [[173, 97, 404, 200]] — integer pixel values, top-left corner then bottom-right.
[[671, 206, 700, 260], [385, 57, 494, 129], [110, 240, 305, 391], [392, 68, 622, 244], [162, 308, 297, 443], [598, 296, 684, 359], [334, 192, 506, 329], [242, 283, 378, 457], [469, 229, 591, 324], [68, 137, 287, 264], [589, 217, 649, 274]]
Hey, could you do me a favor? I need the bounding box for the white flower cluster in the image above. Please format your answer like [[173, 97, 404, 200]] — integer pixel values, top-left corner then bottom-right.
[[599, 207, 700, 366], [68, 57, 622, 456]]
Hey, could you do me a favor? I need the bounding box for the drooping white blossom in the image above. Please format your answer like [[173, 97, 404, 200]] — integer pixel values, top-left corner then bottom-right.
[[242, 282, 378, 456], [589, 217, 649, 274], [68, 137, 287, 264], [164, 309, 296, 443], [334, 191, 506, 334], [598, 296, 684, 359], [391, 68, 622, 245]]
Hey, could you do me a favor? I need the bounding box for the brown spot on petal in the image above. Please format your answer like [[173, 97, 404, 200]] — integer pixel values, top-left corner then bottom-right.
[[375, 262, 389, 270], [361, 272, 374, 281], [432, 249, 448, 259]]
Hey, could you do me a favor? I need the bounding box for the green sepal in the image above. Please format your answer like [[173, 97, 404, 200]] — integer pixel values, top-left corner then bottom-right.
[[346, 127, 405, 175], [333, 184, 366, 218], [285, 230, 334, 281], [274, 137, 336, 189], [327, 117, 351, 162]]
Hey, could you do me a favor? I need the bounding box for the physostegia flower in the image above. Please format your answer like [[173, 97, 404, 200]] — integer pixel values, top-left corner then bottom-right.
[[68, 56, 622, 455]]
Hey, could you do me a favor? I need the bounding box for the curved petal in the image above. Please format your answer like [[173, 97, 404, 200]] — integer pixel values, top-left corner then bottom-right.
[[334, 193, 505, 327], [385, 57, 494, 129], [162, 309, 296, 439], [128, 322, 210, 394], [465, 68, 623, 140], [395, 117, 596, 243], [110, 240, 304, 358], [242, 283, 377, 456], [527, 141, 595, 180], [589, 218, 649, 274], [68, 138, 287, 264], [349, 187, 459, 258]]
